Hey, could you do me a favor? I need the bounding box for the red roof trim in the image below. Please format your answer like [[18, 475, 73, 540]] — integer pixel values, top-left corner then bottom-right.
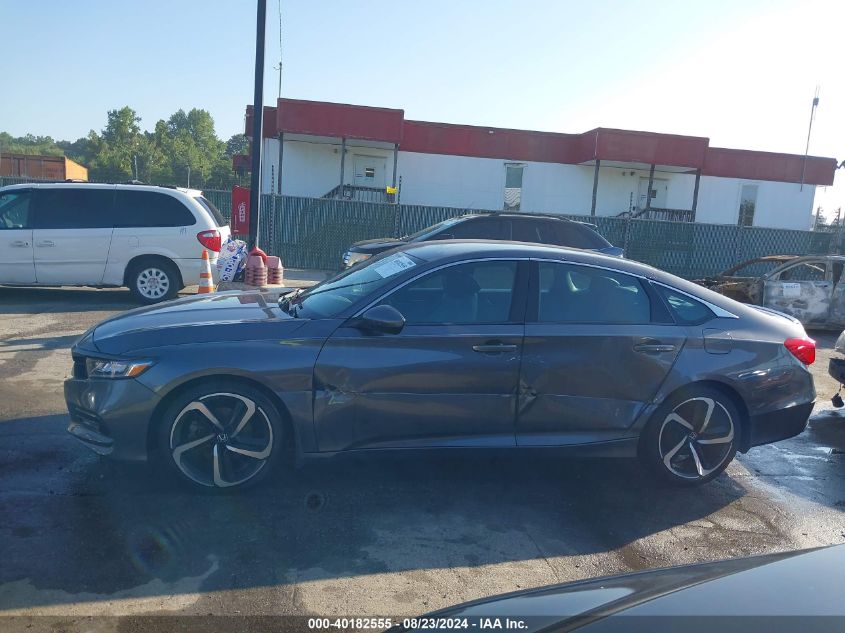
[[244, 100, 837, 186]]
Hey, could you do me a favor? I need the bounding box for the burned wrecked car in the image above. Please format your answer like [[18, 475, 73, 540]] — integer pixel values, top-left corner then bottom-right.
[[695, 255, 845, 329]]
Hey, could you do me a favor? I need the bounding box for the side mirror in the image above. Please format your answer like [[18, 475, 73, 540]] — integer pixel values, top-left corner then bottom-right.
[[357, 305, 405, 335]]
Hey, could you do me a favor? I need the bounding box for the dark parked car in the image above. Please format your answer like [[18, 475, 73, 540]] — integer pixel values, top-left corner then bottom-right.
[[399, 545, 845, 632], [341, 212, 622, 268], [66, 241, 816, 490]]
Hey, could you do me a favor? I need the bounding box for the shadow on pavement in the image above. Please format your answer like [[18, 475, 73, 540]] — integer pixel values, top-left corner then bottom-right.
[[1, 412, 751, 612], [0, 287, 138, 314]]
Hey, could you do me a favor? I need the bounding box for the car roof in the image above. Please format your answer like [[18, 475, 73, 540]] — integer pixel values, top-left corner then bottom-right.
[[0, 182, 203, 197], [455, 211, 591, 225]]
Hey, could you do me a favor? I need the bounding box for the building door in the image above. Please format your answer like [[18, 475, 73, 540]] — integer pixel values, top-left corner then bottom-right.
[[352, 155, 387, 189], [638, 177, 668, 209]]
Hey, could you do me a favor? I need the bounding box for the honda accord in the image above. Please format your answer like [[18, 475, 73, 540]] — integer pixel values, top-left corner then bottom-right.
[[65, 241, 816, 490]]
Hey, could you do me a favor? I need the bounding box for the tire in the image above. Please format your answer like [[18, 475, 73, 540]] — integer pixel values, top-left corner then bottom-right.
[[639, 385, 741, 486], [128, 259, 181, 304], [156, 382, 285, 491]]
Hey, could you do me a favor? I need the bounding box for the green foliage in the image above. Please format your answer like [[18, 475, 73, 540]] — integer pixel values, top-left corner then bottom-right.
[[1, 106, 245, 189]]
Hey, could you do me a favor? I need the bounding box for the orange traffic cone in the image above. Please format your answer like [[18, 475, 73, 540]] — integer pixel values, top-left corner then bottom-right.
[[198, 250, 215, 294]]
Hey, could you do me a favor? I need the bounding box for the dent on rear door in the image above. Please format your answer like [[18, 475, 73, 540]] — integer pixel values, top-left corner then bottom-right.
[[762, 260, 832, 326]]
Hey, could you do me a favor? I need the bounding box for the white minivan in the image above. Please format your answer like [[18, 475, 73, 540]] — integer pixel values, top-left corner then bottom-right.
[[0, 182, 230, 304]]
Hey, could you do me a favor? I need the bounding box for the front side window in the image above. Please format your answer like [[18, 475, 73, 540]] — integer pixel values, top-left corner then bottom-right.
[[439, 217, 509, 240], [379, 260, 518, 325], [114, 191, 197, 228], [536, 262, 651, 323], [0, 190, 32, 229], [32, 188, 114, 229], [777, 261, 827, 282]]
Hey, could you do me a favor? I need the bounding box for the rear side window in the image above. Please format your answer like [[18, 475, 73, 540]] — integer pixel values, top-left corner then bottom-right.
[[32, 188, 114, 229], [0, 190, 32, 229], [195, 196, 228, 227], [512, 218, 559, 244], [536, 262, 651, 323], [654, 285, 714, 325], [555, 223, 611, 249], [433, 217, 509, 240], [113, 191, 196, 228]]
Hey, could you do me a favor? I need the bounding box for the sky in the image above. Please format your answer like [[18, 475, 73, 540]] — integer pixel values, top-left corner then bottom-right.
[[1, 0, 843, 214]]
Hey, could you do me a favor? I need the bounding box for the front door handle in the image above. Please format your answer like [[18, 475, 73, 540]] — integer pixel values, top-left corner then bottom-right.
[[10, 240, 30, 247], [36, 240, 55, 247], [472, 343, 518, 354], [633, 343, 676, 353]]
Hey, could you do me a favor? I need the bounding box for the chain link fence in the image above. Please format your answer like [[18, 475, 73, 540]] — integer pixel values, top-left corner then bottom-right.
[[4, 177, 841, 277]]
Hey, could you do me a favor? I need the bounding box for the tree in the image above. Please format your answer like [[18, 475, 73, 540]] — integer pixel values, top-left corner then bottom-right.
[[225, 134, 249, 157]]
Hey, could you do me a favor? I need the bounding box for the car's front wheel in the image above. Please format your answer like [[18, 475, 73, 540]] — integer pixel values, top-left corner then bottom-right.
[[640, 386, 740, 486], [158, 382, 285, 491]]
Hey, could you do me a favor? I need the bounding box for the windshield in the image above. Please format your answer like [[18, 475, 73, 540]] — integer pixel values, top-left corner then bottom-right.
[[282, 251, 422, 318]]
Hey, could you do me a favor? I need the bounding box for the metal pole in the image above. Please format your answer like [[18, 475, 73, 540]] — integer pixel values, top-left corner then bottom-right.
[[187, 166, 191, 188], [646, 164, 655, 210], [691, 168, 701, 219], [392, 143, 399, 188], [277, 132, 284, 194], [249, 0, 268, 250], [339, 137, 346, 193], [590, 159, 601, 216], [800, 87, 820, 192]]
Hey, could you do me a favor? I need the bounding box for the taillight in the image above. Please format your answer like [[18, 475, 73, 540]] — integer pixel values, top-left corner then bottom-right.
[[196, 229, 221, 252], [785, 337, 815, 365]]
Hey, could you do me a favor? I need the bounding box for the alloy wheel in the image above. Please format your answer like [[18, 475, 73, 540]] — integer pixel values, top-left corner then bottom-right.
[[657, 397, 735, 480], [136, 267, 171, 300], [169, 392, 274, 488]]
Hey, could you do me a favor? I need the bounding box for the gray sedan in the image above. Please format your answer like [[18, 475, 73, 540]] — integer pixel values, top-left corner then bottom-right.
[[65, 241, 817, 490]]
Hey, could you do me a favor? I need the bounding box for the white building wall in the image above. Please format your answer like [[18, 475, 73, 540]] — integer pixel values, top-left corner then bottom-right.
[[262, 140, 816, 230]]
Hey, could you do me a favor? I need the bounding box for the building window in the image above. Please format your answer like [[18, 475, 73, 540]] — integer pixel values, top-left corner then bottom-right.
[[738, 184, 758, 226], [504, 163, 524, 211]]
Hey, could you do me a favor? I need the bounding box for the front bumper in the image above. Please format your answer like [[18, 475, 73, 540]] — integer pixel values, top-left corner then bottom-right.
[[64, 376, 161, 461], [747, 401, 814, 449]]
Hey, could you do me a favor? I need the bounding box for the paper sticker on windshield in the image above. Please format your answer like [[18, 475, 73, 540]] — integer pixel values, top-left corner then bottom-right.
[[782, 282, 801, 298], [373, 254, 417, 278]]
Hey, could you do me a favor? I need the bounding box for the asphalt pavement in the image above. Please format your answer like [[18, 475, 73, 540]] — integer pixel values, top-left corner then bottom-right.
[[1, 284, 843, 630]]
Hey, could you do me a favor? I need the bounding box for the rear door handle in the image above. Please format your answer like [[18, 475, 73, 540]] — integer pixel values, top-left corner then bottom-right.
[[36, 240, 55, 247], [10, 240, 30, 247], [633, 343, 676, 353], [472, 343, 518, 354]]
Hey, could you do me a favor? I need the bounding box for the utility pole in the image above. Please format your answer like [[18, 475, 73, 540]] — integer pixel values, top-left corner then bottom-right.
[[187, 166, 191, 188], [275, 0, 283, 99], [133, 155, 139, 181], [800, 86, 820, 192], [249, 0, 268, 250]]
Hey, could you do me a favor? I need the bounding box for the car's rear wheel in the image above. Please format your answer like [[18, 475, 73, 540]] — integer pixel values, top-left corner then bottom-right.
[[128, 259, 180, 304], [640, 386, 740, 486], [158, 383, 284, 491]]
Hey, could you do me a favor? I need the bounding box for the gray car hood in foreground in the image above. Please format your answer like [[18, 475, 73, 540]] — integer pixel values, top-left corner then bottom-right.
[[92, 291, 307, 355], [414, 546, 843, 631]]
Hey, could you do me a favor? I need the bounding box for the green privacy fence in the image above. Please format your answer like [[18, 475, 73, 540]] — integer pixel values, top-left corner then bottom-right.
[[201, 189, 840, 276]]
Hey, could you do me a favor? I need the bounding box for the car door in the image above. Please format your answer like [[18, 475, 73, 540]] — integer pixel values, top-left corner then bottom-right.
[[762, 259, 832, 326], [0, 188, 36, 283], [312, 259, 528, 452], [517, 260, 685, 446], [31, 187, 115, 285]]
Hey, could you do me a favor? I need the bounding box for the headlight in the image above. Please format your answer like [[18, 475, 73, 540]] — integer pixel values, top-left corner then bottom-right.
[[343, 251, 372, 268], [85, 358, 154, 379]]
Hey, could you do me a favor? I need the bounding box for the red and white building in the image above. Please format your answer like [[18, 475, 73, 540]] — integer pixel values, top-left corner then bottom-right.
[[242, 99, 837, 230]]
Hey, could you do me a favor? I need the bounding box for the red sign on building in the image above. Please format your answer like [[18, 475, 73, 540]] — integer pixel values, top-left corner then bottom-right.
[[231, 186, 250, 237]]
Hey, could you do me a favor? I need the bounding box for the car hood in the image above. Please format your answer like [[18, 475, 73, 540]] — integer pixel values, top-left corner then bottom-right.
[[91, 290, 307, 355], [421, 547, 842, 631], [349, 238, 407, 253]]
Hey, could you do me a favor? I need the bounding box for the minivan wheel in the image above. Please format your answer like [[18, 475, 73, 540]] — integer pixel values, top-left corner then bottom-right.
[[640, 386, 740, 486], [128, 259, 180, 304], [158, 383, 284, 491]]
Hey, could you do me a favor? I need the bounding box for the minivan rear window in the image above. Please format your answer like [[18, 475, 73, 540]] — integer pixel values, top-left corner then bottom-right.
[[113, 191, 196, 228], [195, 196, 228, 227]]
